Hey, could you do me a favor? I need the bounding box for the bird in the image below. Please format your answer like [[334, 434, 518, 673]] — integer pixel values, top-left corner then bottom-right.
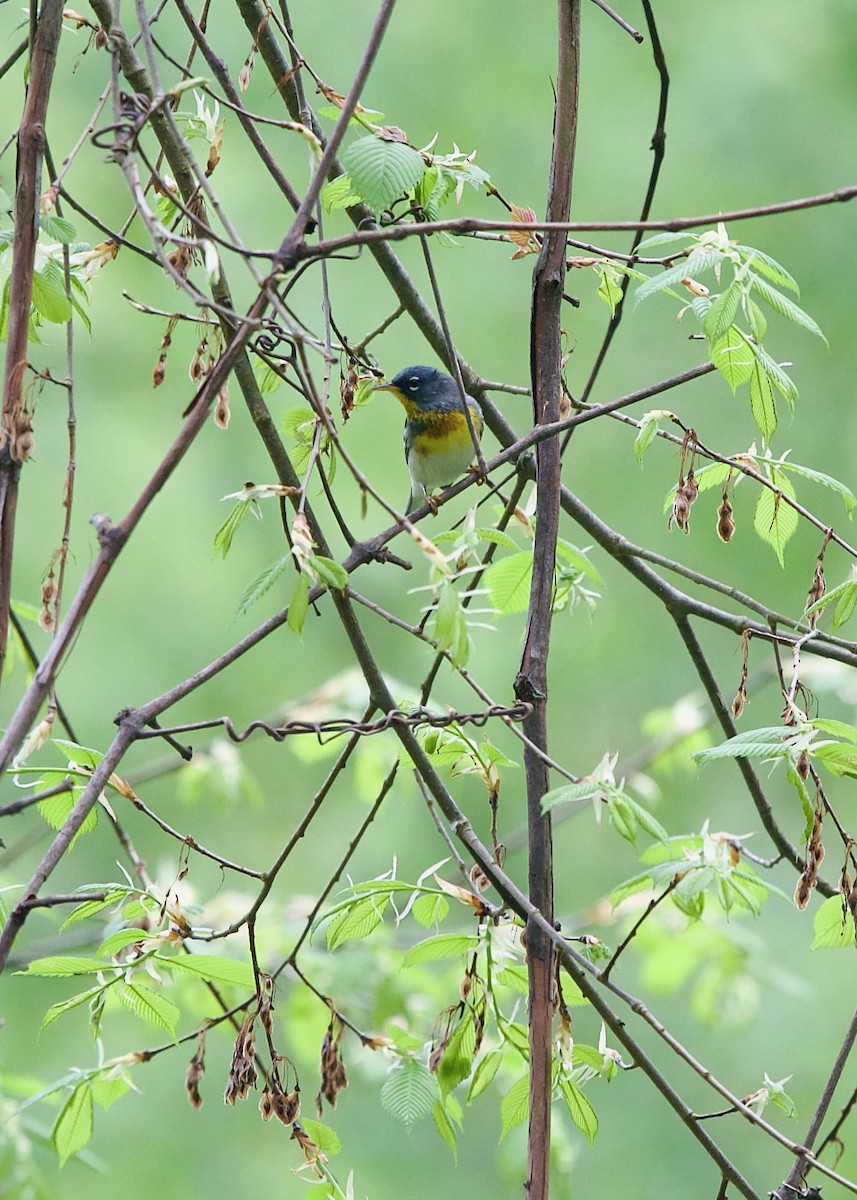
[[373, 365, 483, 513]]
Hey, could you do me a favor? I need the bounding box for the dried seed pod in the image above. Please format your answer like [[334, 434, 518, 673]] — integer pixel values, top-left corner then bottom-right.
[[805, 559, 826, 629], [796, 750, 811, 780], [316, 1018, 348, 1115], [716, 491, 736, 543]]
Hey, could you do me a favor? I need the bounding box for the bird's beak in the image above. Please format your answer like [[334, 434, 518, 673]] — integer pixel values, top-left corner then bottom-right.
[[371, 380, 393, 394]]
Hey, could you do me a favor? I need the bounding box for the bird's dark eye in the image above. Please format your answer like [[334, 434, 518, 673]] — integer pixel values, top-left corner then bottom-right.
[[408, 376, 420, 391]]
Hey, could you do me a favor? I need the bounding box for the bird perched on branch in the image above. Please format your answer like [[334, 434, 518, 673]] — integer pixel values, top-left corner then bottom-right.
[[373, 365, 483, 513]]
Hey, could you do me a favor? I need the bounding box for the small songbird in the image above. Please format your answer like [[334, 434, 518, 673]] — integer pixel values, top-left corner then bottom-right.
[[374, 365, 483, 512]]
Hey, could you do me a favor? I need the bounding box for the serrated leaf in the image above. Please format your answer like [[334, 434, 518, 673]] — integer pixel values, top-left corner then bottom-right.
[[214, 499, 252, 558], [97, 928, 145, 958], [597, 267, 623, 316], [476, 528, 520, 551], [776, 461, 856, 516], [811, 894, 856, 949], [41, 984, 106, 1031], [711, 326, 754, 392], [499, 1074, 529, 1140], [555, 539, 603, 584], [703, 280, 742, 343], [748, 360, 777, 442], [326, 894, 389, 951], [37, 788, 97, 843], [634, 413, 660, 464], [380, 1058, 437, 1128], [320, 174, 362, 212], [559, 1078, 598, 1145], [411, 892, 450, 928], [31, 266, 72, 323], [156, 952, 254, 988], [754, 485, 798, 567], [300, 1118, 342, 1156], [432, 1099, 458, 1155], [117, 982, 180, 1039], [237, 555, 292, 617], [341, 135, 425, 212], [52, 1082, 93, 1166], [466, 1049, 503, 1103], [308, 554, 348, 590], [401, 934, 478, 968], [17, 955, 110, 977], [288, 572, 310, 633], [40, 214, 77, 243], [752, 344, 798, 407], [541, 781, 601, 812], [693, 727, 793, 765], [735, 245, 799, 293], [751, 276, 827, 342], [485, 551, 533, 615], [90, 1073, 130, 1112], [812, 741, 857, 779], [833, 582, 857, 630], [438, 1011, 476, 1095], [495, 965, 528, 995], [60, 889, 126, 931]]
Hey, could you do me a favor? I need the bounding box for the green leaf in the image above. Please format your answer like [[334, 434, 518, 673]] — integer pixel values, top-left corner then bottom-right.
[[90, 1073, 131, 1112], [401, 934, 478, 968], [775, 461, 856, 517], [753, 484, 799, 567], [288, 572, 310, 633], [746, 297, 768, 343], [41, 984, 107, 1031], [326, 894, 389, 951], [97, 928, 146, 958], [237, 555, 292, 617], [431, 579, 469, 666], [60, 889, 126, 931], [156, 952, 255, 989], [812, 741, 857, 779], [466, 1049, 504, 1103], [52, 1082, 93, 1166], [40, 214, 77, 243], [411, 892, 450, 928], [341, 135, 425, 212], [485, 551, 533, 615], [692, 727, 792, 766], [750, 276, 827, 342], [31, 265, 72, 323], [475, 528, 520, 551], [116, 982, 180, 1039], [214, 499, 252, 557], [555, 539, 603, 585], [541, 781, 601, 812], [833, 583, 857, 630], [735, 245, 799, 293], [752, 344, 798, 407], [17, 955, 110, 977], [710, 326, 754, 392], [634, 412, 661, 464], [811, 895, 855, 949], [320, 174, 362, 212], [438, 1011, 476, 1096], [300, 1118, 342, 1156], [703, 280, 742, 343], [308, 554, 348, 590], [597, 267, 623, 316], [380, 1058, 438, 1128], [432, 1098, 459, 1156], [559, 1078, 598, 1145], [634, 248, 722, 305], [499, 1073, 529, 1140], [748, 359, 777, 442]]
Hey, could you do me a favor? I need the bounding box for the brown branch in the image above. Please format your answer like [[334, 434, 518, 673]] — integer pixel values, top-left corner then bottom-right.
[[0, 0, 65, 682]]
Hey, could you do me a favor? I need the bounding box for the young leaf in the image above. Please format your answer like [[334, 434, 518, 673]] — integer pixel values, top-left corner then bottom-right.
[[237, 555, 292, 617], [559, 1078, 598, 1145], [484, 551, 533, 615], [380, 1058, 437, 1128], [155, 952, 254, 989], [754, 485, 799, 567], [811, 894, 855, 949], [748, 360, 777, 442], [31, 266, 72, 323], [411, 892, 450, 928], [437, 1011, 476, 1095], [703, 279, 742, 343], [116, 982, 180, 1039], [750, 276, 827, 343], [52, 1082, 94, 1167], [401, 934, 479, 968], [288, 572, 310, 633], [499, 1073, 530, 1139], [710, 326, 754, 392], [326, 894, 389, 951], [341, 135, 425, 212], [17, 955, 110, 977], [433, 1098, 459, 1156], [466, 1049, 504, 1103]]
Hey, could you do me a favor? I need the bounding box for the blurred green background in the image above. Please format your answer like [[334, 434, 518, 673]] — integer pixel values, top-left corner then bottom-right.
[[0, 2, 855, 1197]]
